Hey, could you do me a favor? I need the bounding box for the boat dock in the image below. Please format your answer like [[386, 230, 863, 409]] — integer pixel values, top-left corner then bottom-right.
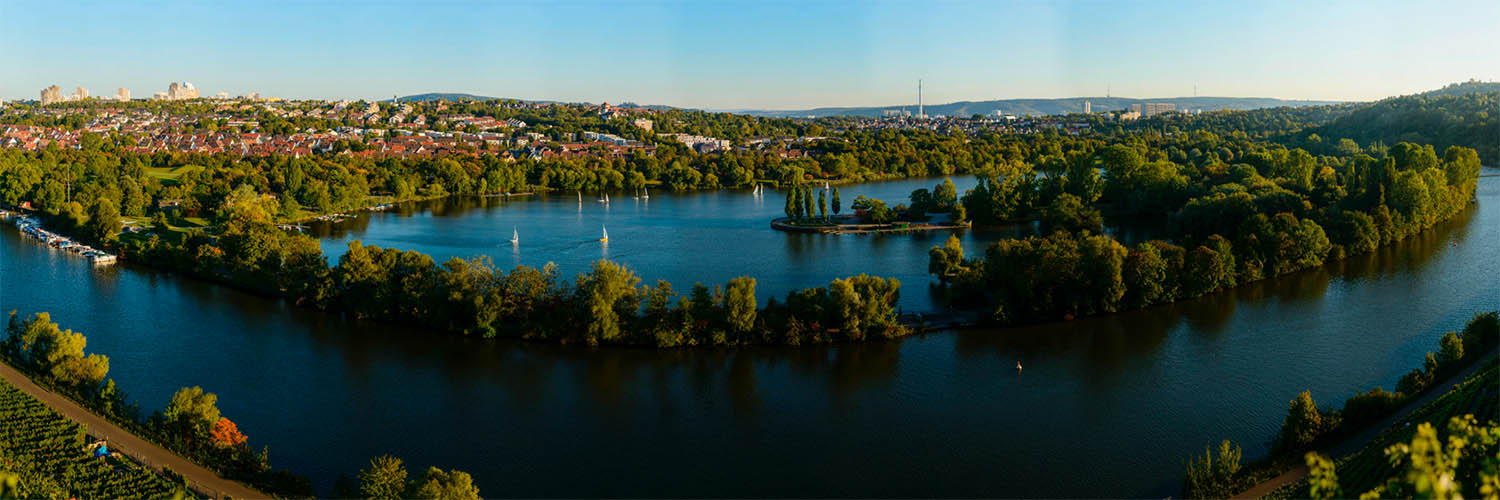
[[5, 212, 118, 265]]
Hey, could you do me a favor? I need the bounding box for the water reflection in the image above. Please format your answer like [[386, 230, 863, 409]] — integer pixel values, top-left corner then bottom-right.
[[0, 174, 1494, 498]]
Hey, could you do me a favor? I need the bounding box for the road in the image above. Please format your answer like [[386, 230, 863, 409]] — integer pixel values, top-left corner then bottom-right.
[[1231, 349, 1498, 499], [0, 361, 268, 499]]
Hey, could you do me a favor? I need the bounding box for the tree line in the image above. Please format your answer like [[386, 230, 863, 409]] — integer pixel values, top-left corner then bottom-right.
[[930, 141, 1482, 325]]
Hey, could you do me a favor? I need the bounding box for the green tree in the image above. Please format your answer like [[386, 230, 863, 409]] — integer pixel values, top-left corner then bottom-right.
[[1041, 193, 1102, 234], [358, 455, 408, 500], [163, 386, 221, 442], [817, 190, 827, 220], [832, 187, 841, 215], [928, 234, 966, 281], [408, 467, 480, 500], [151, 211, 171, 233], [1436, 331, 1464, 366], [1182, 440, 1243, 500], [88, 197, 123, 246], [803, 187, 814, 221], [934, 178, 958, 209], [784, 187, 796, 219], [1277, 390, 1323, 452], [580, 260, 641, 343], [725, 276, 757, 336]]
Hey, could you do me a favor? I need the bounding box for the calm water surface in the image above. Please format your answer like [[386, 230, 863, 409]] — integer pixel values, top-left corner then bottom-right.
[[306, 176, 1165, 312], [1, 173, 1496, 497]]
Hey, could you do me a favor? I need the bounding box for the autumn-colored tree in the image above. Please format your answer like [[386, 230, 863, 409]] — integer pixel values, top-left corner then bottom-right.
[[210, 417, 248, 448]]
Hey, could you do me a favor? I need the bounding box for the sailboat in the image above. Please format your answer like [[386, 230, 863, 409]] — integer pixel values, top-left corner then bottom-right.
[[600, 226, 609, 242], [824, 181, 831, 190], [577, 191, 582, 203], [641, 187, 649, 200], [509, 227, 519, 245]]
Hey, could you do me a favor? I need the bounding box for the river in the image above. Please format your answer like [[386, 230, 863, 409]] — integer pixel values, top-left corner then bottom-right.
[[0, 172, 1495, 497], [304, 176, 1166, 312]]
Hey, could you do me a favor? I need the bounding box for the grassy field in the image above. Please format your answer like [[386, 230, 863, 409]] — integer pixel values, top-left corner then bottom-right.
[[0, 378, 183, 499], [142, 165, 203, 185]]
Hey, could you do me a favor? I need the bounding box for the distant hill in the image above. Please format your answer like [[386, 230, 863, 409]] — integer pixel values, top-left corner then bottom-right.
[[739, 96, 1344, 118], [389, 93, 505, 103], [1310, 83, 1499, 165], [1416, 80, 1500, 98], [388, 93, 676, 111]]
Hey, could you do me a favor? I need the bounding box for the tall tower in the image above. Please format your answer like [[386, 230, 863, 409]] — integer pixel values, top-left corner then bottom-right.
[[918, 79, 924, 119]]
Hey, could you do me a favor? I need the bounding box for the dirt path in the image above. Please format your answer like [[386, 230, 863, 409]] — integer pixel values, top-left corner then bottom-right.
[[1231, 349, 1498, 499], [0, 361, 268, 499]]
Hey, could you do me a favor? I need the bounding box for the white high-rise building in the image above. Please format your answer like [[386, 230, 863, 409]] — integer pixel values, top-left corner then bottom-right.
[[40, 85, 63, 105], [165, 82, 199, 100], [1083, 101, 1092, 114], [1143, 102, 1175, 117], [117, 88, 130, 101], [73, 86, 88, 100]]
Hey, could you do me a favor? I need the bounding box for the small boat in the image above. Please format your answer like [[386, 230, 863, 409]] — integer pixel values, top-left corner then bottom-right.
[[510, 227, 519, 245], [824, 181, 830, 190], [600, 226, 609, 242], [1016, 361, 1023, 371], [641, 187, 649, 200]]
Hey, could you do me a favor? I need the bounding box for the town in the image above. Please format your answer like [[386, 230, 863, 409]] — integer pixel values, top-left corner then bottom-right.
[[0, 81, 1185, 162]]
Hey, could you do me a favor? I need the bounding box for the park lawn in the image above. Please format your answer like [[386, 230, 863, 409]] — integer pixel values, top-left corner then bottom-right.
[[142, 165, 203, 185]]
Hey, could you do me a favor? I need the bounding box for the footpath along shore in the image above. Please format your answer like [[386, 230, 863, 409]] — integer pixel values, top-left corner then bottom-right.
[[0, 361, 268, 500], [1230, 348, 1500, 499]]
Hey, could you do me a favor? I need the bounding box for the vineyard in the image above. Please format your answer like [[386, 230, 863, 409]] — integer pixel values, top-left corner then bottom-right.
[[0, 377, 184, 499], [1271, 355, 1500, 498]]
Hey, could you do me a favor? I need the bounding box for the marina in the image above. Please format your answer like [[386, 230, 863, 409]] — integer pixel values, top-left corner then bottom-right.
[[2, 209, 117, 265]]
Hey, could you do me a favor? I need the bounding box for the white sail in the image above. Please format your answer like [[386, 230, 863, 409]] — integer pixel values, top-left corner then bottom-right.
[[642, 187, 649, 199], [601, 225, 609, 241], [510, 227, 518, 244]]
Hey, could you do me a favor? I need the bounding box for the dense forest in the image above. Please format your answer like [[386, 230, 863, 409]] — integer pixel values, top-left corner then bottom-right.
[[929, 138, 1483, 325]]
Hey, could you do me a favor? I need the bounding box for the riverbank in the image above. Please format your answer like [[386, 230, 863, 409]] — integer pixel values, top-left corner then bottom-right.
[[4, 177, 1497, 497], [770, 216, 971, 234], [0, 360, 266, 500], [1235, 351, 1498, 499]]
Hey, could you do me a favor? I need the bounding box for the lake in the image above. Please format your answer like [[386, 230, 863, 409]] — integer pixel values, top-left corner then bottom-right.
[[1, 172, 1495, 497]]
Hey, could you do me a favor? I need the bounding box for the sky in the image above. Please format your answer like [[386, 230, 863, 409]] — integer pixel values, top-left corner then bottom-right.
[[2, 0, 1497, 110]]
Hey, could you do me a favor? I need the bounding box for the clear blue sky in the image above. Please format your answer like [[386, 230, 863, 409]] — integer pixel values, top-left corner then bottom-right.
[[2, 0, 1497, 109]]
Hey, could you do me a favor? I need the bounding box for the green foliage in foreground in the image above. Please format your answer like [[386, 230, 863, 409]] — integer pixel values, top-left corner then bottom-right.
[[4, 311, 311, 498], [0, 377, 182, 500], [1185, 311, 1499, 499], [352, 455, 480, 500], [1182, 440, 1247, 500]]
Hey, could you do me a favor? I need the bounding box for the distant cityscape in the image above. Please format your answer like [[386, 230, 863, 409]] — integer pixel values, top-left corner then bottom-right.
[[3, 81, 1174, 160], [37, 81, 235, 105]]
